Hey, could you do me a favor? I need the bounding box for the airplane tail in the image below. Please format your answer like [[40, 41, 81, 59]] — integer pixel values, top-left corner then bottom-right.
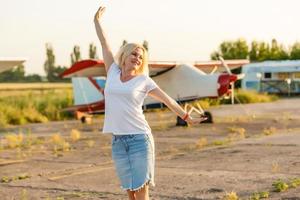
[[60, 59, 107, 116], [70, 77, 106, 114]]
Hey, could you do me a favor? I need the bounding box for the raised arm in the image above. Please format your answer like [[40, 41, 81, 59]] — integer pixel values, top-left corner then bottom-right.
[[148, 88, 207, 125], [94, 6, 114, 72]]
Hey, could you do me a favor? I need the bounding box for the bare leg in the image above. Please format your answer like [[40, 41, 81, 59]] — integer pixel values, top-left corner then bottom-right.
[[135, 185, 149, 200], [127, 190, 136, 200]]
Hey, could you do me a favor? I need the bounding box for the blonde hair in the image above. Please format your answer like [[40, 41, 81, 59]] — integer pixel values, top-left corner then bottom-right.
[[116, 43, 149, 75]]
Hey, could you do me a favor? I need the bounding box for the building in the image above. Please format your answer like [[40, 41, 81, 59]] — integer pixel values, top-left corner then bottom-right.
[[0, 58, 26, 73]]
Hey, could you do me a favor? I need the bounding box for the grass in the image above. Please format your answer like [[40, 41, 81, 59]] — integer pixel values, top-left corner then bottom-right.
[[0, 83, 71, 92], [70, 129, 81, 142], [227, 126, 246, 140], [262, 127, 277, 136], [223, 191, 239, 200], [212, 139, 231, 146], [86, 140, 95, 148], [1, 131, 44, 150], [289, 178, 300, 188], [250, 191, 269, 200], [0, 84, 277, 127], [191, 89, 277, 108], [0, 129, 95, 160], [272, 179, 289, 192], [0, 86, 73, 127], [271, 162, 280, 173], [21, 189, 28, 200], [195, 137, 208, 149], [229, 89, 278, 104], [1, 173, 31, 183], [5, 133, 24, 148], [51, 133, 71, 153]]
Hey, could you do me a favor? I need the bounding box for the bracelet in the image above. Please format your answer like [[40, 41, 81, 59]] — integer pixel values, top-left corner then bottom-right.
[[182, 113, 189, 121]]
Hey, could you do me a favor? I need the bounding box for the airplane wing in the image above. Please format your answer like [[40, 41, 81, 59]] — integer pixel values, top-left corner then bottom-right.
[[194, 59, 249, 73], [60, 59, 106, 78], [60, 59, 177, 78], [0, 58, 26, 73], [148, 61, 177, 76], [60, 59, 249, 78]]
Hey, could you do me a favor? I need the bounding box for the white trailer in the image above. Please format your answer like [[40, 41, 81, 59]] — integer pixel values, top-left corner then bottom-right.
[[241, 60, 300, 94]]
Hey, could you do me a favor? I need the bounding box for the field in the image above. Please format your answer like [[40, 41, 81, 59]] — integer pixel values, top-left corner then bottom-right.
[[0, 83, 73, 127], [1, 98, 300, 199], [0, 83, 72, 95], [0, 83, 277, 128]]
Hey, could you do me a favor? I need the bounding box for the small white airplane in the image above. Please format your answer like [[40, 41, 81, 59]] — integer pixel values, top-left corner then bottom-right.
[[60, 58, 248, 125], [0, 58, 26, 73]]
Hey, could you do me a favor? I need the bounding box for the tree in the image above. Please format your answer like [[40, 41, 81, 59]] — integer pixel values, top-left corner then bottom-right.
[[290, 42, 300, 60], [234, 38, 249, 59], [71, 45, 81, 65], [43, 43, 69, 82], [54, 65, 69, 82], [24, 74, 42, 82], [257, 42, 270, 61], [44, 43, 56, 82], [121, 40, 128, 47], [269, 39, 289, 60], [142, 40, 149, 51], [210, 51, 220, 60], [89, 43, 98, 59], [249, 41, 259, 61], [211, 38, 248, 60]]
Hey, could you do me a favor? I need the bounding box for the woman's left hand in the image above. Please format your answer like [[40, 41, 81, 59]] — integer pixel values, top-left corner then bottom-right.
[[186, 115, 207, 125], [94, 6, 106, 23]]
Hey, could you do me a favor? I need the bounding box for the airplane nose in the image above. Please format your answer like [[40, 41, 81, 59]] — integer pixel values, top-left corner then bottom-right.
[[229, 74, 237, 82], [217, 74, 237, 96]]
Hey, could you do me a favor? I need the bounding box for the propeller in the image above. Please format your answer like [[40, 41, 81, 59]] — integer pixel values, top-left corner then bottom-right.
[[218, 56, 245, 104]]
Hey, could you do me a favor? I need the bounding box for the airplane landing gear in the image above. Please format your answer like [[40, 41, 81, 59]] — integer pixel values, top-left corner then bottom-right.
[[201, 111, 213, 123], [176, 116, 188, 126], [175, 103, 213, 126], [80, 116, 92, 124], [76, 111, 93, 124], [176, 111, 213, 126]]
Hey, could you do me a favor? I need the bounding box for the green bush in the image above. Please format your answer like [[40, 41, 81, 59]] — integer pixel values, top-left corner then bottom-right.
[[272, 179, 289, 192]]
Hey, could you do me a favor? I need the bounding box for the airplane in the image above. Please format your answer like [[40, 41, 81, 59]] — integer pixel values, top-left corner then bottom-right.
[[0, 58, 26, 73], [60, 58, 249, 126]]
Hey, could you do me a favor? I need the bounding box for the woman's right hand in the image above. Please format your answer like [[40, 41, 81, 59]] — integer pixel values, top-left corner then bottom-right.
[[186, 115, 208, 125], [94, 6, 106, 23]]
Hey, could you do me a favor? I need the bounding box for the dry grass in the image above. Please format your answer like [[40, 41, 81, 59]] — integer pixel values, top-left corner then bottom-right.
[[195, 137, 208, 149], [262, 127, 277, 136], [271, 162, 280, 173], [51, 133, 71, 153], [227, 126, 246, 140], [5, 133, 24, 149], [70, 129, 81, 142], [1, 132, 44, 151], [86, 140, 95, 148]]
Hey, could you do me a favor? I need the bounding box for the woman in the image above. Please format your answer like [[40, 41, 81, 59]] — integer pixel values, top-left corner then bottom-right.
[[94, 6, 207, 200]]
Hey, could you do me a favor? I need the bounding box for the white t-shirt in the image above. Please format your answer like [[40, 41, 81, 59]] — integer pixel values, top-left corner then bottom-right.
[[102, 63, 158, 135]]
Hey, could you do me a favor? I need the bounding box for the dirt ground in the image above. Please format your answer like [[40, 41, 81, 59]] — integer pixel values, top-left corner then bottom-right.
[[1, 98, 300, 200]]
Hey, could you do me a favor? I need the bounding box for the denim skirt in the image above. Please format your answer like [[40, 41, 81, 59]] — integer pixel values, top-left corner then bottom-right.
[[111, 133, 155, 191]]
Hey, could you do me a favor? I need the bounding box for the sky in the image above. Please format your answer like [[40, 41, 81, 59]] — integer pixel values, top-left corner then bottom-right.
[[1, 0, 300, 75]]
